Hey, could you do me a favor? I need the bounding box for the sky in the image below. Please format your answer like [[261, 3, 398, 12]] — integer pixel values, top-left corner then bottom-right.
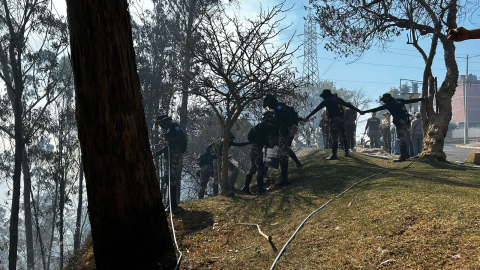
[[49, 0, 480, 105]]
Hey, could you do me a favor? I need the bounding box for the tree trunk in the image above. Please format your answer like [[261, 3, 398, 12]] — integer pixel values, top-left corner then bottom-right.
[[177, 0, 197, 202], [74, 161, 84, 252], [47, 174, 58, 270], [8, 28, 25, 270], [31, 189, 47, 270], [58, 126, 66, 269], [421, 6, 459, 160], [21, 149, 34, 270], [219, 123, 234, 196], [65, 0, 177, 269]]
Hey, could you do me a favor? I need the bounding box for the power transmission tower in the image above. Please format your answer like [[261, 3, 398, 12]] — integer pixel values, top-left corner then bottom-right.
[[302, 8, 319, 87]]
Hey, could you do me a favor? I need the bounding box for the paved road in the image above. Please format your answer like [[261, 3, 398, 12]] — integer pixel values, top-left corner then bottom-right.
[[444, 144, 476, 162]]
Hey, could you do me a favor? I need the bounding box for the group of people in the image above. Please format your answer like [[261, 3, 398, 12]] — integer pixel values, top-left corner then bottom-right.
[[153, 89, 424, 211], [364, 110, 423, 157], [152, 25, 476, 210]]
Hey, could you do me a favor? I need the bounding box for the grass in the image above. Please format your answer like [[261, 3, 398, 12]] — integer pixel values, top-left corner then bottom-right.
[[176, 150, 480, 269], [66, 149, 480, 269]]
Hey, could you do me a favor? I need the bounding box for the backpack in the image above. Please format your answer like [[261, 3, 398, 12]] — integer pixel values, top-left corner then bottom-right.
[[280, 103, 299, 125]]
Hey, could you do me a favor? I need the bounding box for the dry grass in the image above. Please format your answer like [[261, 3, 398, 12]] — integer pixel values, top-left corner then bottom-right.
[[66, 149, 480, 270]]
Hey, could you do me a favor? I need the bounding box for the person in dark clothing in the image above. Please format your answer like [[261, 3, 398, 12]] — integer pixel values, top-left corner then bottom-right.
[[364, 112, 381, 148], [361, 93, 425, 162], [380, 112, 392, 154], [345, 108, 357, 150], [155, 114, 187, 211], [304, 89, 362, 160], [211, 133, 249, 193], [242, 119, 279, 194], [197, 144, 215, 199], [263, 94, 301, 186], [262, 110, 304, 168]]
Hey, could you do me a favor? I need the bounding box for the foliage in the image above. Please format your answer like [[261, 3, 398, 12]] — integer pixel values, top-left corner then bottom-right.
[[186, 2, 305, 195]]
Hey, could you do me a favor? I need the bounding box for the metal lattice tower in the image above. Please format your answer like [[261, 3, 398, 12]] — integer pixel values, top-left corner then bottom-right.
[[302, 8, 319, 86]]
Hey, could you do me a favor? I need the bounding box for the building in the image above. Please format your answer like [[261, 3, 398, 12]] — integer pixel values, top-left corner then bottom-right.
[[452, 74, 480, 128]]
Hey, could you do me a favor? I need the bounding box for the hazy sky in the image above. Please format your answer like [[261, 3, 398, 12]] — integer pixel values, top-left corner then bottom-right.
[[53, 0, 479, 101]]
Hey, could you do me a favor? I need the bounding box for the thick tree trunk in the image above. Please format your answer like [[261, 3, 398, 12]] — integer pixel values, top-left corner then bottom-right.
[[21, 149, 34, 270], [421, 6, 459, 160], [65, 0, 176, 269], [74, 161, 84, 251]]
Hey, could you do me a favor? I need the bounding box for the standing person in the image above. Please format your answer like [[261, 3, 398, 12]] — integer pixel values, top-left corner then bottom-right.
[[447, 27, 480, 42], [364, 112, 381, 148], [242, 118, 279, 194], [361, 93, 424, 162], [410, 112, 424, 156], [263, 94, 299, 185], [380, 112, 392, 154], [197, 144, 215, 199], [345, 108, 357, 151], [304, 89, 362, 160], [155, 114, 187, 211], [212, 133, 249, 193]]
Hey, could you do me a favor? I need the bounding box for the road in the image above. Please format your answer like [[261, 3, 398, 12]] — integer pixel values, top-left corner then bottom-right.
[[443, 144, 476, 162]]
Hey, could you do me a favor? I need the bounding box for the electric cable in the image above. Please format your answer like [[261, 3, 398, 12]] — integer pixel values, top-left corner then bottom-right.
[[166, 146, 183, 270], [269, 156, 417, 270]]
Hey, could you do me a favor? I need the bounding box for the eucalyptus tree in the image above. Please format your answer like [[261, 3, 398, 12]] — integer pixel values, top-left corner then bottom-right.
[[0, 0, 69, 268], [188, 3, 305, 196], [311, 0, 477, 159]]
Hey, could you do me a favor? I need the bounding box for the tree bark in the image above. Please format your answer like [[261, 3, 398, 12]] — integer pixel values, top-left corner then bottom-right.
[[420, 3, 458, 160], [65, 0, 177, 269]]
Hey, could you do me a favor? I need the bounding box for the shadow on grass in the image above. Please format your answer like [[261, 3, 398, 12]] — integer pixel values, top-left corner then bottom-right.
[[174, 208, 214, 233]]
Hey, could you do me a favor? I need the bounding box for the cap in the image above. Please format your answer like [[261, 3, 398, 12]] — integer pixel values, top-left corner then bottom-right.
[[320, 89, 333, 98]]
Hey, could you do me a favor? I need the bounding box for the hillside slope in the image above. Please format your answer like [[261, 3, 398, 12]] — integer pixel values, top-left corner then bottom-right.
[[67, 149, 480, 270]]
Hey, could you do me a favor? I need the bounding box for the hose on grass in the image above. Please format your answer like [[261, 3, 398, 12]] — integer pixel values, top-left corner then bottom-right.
[[166, 146, 183, 270], [269, 156, 417, 270]]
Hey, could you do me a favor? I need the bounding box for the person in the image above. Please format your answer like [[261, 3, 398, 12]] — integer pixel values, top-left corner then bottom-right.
[[197, 144, 215, 199], [447, 27, 480, 42], [304, 89, 362, 160], [380, 112, 392, 154], [345, 108, 357, 151], [155, 114, 187, 211], [361, 93, 424, 162], [212, 133, 249, 193], [263, 94, 300, 185], [242, 117, 279, 194], [263, 110, 304, 168], [364, 112, 381, 148], [410, 112, 424, 156]]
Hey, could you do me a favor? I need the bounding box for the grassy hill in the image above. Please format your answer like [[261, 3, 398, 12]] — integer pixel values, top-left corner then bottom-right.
[[67, 149, 480, 269]]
